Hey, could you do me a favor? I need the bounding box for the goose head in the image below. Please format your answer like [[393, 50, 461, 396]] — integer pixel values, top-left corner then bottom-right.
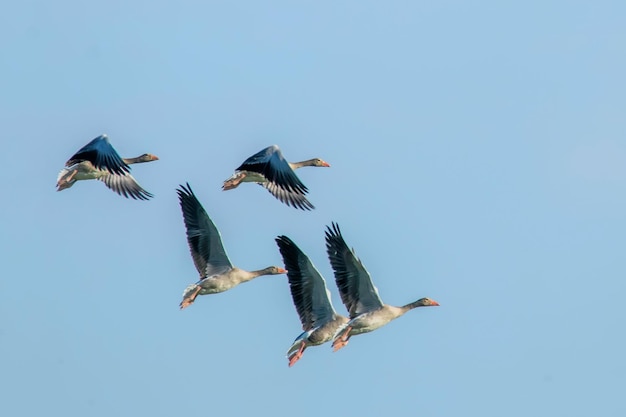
[[309, 158, 330, 167], [415, 297, 440, 307], [136, 153, 159, 163], [266, 266, 288, 275]]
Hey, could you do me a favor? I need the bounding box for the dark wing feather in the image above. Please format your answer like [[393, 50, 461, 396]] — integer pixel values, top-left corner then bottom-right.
[[238, 145, 314, 210], [66, 135, 129, 176], [99, 173, 153, 200], [325, 222, 384, 318], [177, 183, 233, 278], [262, 182, 314, 210], [276, 236, 337, 331]]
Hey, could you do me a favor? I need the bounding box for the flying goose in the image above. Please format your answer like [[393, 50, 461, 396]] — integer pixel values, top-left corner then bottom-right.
[[275, 235, 348, 366], [56, 134, 158, 200], [177, 183, 287, 309], [324, 223, 439, 351], [222, 145, 330, 210]]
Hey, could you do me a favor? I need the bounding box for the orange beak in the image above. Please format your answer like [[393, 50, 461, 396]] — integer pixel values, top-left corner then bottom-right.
[[321, 161, 331, 167], [430, 300, 440, 306], [278, 268, 288, 274], [150, 155, 160, 161]]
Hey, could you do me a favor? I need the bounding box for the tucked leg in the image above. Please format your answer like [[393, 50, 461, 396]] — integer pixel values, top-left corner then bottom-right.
[[288, 341, 307, 367], [56, 170, 78, 191], [222, 172, 246, 191], [332, 326, 352, 352], [179, 285, 201, 310]]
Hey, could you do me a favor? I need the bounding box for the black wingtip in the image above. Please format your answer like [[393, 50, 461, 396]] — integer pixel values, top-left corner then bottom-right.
[[275, 235, 291, 245], [176, 182, 194, 197], [275, 235, 297, 254], [325, 222, 342, 238], [130, 190, 154, 201]]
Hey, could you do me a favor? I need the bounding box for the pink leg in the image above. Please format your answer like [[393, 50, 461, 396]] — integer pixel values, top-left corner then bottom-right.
[[179, 286, 201, 310], [332, 326, 352, 352], [57, 170, 78, 190], [288, 342, 306, 367], [222, 173, 246, 191]]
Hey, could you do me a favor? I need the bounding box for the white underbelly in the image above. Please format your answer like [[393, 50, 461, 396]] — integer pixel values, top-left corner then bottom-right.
[[240, 171, 267, 184], [64, 162, 106, 181]]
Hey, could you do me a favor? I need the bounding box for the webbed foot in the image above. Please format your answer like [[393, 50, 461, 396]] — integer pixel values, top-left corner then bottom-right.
[[179, 286, 201, 310], [222, 173, 246, 191], [332, 326, 352, 352], [287, 342, 306, 367]]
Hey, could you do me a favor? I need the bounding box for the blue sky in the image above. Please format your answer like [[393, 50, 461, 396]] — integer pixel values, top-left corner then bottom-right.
[[1, 1, 625, 416]]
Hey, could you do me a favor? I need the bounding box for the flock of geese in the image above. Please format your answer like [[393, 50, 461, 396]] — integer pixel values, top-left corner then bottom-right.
[[56, 134, 439, 367]]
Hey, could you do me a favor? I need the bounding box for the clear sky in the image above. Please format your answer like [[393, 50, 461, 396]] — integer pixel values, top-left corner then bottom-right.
[[1, 1, 625, 416]]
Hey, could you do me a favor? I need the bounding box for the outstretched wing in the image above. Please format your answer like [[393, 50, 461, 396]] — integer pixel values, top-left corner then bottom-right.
[[66, 134, 129, 176], [276, 235, 337, 331], [325, 222, 384, 318], [99, 172, 153, 200], [177, 183, 233, 278]]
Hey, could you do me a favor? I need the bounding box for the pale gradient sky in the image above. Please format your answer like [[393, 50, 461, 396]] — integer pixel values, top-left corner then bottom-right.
[[1, 2, 625, 416]]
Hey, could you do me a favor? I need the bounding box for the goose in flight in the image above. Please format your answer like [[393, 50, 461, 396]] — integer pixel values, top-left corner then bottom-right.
[[275, 235, 348, 367], [177, 183, 287, 309], [324, 223, 439, 351], [222, 145, 330, 210], [56, 134, 158, 200]]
